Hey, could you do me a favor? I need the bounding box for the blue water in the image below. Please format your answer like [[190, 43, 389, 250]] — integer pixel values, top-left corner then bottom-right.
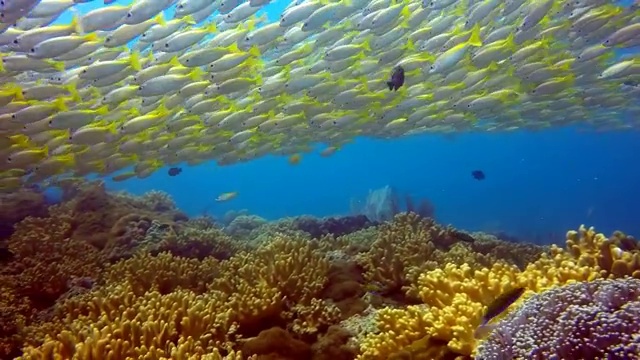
[[103, 128, 640, 242], [49, 0, 640, 243]]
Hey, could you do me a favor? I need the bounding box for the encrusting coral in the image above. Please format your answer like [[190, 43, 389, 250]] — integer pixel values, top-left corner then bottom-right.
[[475, 278, 640, 359], [2, 181, 638, 360]]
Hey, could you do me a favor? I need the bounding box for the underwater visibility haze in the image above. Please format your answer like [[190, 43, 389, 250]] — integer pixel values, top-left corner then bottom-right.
[[1, 0, 640, 358]]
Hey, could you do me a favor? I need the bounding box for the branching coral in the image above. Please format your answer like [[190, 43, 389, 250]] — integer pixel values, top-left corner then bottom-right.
[[8, 197, 638, 360], [19, 233, 337, 358], [139, 190, 178, 212], [475, 278, 640, 359], [164, 226, 245, 260], [6, 205, 104, 306], [103, 252, 220, 295], [468, 232, 547, 270], [291, 215, 376, 239], [564, 224, 640, 278], [356, 212, 487, 297], [357, 240, 607, 360], [224, 215, 267, 239], [358, 262, 523, 359], [0, 205, 105, 358], [356, 212, 440, 295]]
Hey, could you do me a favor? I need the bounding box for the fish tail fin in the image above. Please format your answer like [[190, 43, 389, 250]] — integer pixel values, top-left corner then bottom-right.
[[69, 12, 83, 34], [467, 23, 482, 47], [386, 81, 394, 91], [130, 51, 141, 71], [474, 323, 497, 340]]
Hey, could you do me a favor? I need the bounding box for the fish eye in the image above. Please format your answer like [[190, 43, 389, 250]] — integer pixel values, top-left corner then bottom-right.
[[165, 43, 169, 47], [11, 114, 16, 119], [12, 39, 18, 44], [178, 4, 183, 8], [138, 86, 143, 90], [127, 13, 132, 17], [30, 48, 35, 52]]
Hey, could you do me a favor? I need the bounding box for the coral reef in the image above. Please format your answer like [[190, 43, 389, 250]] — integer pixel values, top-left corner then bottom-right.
[[224, 215, 268, 238], [475, 278, 640, 359], [1, 182, 638, 360], [0, 189, 49, 240], [289, 215, 377, 239]]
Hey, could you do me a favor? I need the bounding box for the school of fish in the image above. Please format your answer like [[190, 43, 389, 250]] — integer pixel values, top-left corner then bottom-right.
[[0, 0, 639, 191]]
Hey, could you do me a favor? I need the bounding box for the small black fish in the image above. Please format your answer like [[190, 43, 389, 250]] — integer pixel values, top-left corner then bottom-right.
[[168, 167, 182, 176], [386, 65, 405, 91], [623, 80, 639, 87], [471, 170, 485, 180]]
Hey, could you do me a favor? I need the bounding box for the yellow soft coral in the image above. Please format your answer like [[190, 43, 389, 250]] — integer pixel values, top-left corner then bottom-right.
[[564, 224, 640, 278], [20, 233, 334, 359], [358, 252, 605, 359]]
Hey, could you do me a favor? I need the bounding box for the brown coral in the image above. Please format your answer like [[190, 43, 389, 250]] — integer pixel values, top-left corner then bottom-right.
[[6, 206, 103, 306]]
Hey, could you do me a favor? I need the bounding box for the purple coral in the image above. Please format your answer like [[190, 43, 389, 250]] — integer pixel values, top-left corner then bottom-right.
[[475, 278, 640, 360]]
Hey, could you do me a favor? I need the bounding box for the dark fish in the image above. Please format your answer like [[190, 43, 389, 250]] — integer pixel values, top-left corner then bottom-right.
[[450, 229, 475, 243], [474, 287, 526, 338], [482, 287, 525, 323], [168, 167, 182, 176], [471, 170, 485, 180], [623, 80, 639, 87], [386, 65, 405, 91]]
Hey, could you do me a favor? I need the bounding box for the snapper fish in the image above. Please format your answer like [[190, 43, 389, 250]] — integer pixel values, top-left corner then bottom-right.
[[0, 0, 639, 191]]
